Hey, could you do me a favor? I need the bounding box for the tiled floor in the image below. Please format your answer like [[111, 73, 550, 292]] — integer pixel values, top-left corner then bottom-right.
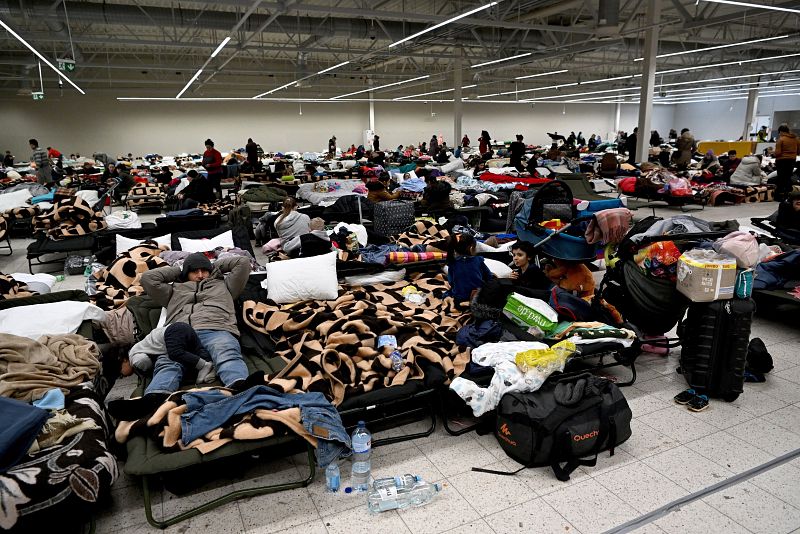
[[2, 201, 799, 533]]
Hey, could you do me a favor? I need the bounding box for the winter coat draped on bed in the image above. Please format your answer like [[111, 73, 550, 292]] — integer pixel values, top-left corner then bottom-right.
[[91, 243, 168, 310], [241, 273, 470, 406], [32, 196, 107, 240]]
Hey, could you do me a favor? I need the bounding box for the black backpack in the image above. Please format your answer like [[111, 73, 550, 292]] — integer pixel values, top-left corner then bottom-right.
[[475, 374, 632, 481]]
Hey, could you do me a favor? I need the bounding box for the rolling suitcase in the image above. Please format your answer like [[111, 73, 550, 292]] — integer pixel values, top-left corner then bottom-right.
[[679, 298, 755, 402], [373, 200, 415, 236]]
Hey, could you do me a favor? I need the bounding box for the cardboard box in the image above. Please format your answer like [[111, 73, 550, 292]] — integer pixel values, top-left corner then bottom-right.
[[676, 251, 736, 302]]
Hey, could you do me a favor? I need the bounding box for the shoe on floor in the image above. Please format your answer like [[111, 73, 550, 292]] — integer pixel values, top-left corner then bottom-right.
[[687, 394, 710, 412], [674, 388, 697, 405]]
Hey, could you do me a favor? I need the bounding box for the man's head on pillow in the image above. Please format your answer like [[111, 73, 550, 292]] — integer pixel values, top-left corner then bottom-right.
[[182, 252, 213, 282]]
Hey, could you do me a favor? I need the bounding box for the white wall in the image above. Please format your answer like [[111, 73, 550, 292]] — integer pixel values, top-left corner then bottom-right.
[[0, 94, 724, 158], [671, 94, 800, 142], [0, 97, 370, 157]]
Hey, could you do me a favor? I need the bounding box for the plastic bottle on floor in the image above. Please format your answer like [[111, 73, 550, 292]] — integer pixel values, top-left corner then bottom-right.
[[372, 474, 421, 490], [350, 421, 372, 492], [367, 480, 442, 514], [325, 461, 340, 492]]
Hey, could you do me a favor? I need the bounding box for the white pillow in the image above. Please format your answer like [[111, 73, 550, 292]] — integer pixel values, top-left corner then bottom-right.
[[443, 257, 513, 279], [0, 189, 32, 212], [116, 233, 171, 256], [178, 230, 234, 253], [484, 258, 513, 278], [75, 189, 100, 205], [263, 251, 338, 304]]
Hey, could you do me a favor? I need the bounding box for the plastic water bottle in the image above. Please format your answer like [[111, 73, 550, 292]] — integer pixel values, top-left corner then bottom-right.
[[390, 350, 404, 372], [367, 480, 442, 513], [373, 474, 421, 491], [325, 462, 340, 493], [350, 421, 372, 492]]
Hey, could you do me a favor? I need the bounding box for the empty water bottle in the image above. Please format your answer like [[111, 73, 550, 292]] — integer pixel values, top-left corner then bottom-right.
[[372, 474, 421, 491], [390, 350, 404, 372], [367, 480, 442, 514], [325, 462, 340, 493], [350, 421, 372, 492]]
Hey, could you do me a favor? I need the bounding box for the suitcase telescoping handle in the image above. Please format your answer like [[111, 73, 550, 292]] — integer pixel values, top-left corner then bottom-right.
[[528, 215, 595, 252]]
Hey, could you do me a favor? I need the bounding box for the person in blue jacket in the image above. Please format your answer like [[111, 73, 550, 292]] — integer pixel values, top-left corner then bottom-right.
[[446, 233, 493, 304]]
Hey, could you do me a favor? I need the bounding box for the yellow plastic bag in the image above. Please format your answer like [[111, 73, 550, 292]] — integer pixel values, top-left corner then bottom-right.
[[515, 340, 576, 373]]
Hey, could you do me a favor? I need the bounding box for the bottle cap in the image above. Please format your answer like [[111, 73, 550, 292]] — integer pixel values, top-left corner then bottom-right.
[[344, 487, 353, 494], [357, 420, 365, 427]]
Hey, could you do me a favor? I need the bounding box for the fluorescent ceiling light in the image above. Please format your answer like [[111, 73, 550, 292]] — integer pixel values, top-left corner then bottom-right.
[[210, 36, 232, 58], [176, 68, 204, 98], [317, 60, 350, 75], [253, 80, 297, 98], [500, 81, 579, 96], [634, 34, 789, 61], [394, 84, 477, 100], [253, 61, 350, 98], [580, 74, 640, 84], [699, 0, 800, 14], [472, 52, 532, 69], [0, 17, 85, 94], [514, 69, 568, 80], [331, 74, 430, 99], [656, 52, 800, 75], [389, 1, 499, 48]]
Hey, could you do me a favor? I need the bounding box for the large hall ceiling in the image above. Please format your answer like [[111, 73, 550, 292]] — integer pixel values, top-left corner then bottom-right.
[[0, 0, 799, 103]]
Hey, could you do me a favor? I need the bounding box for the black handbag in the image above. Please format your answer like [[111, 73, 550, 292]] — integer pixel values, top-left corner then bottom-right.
[[475, 374, 632, 481]]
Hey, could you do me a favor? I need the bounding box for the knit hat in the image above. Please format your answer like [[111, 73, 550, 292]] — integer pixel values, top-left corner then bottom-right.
[[181, 253, 213, 280]]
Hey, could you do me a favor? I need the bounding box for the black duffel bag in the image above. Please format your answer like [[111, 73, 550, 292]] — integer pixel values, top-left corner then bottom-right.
[[475, 373, 632, 481]]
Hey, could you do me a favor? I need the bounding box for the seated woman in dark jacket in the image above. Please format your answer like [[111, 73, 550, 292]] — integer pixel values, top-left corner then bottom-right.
[[177, 170, 215, 209], [420, 175, 452, 212], [366, 178, 399, 203]]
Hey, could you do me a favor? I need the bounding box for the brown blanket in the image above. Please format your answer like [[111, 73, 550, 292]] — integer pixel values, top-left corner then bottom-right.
[[242, 272, 470, 406], [91, 243, 169, 310], [32, 196, 107, 240], [115, 387, 313, 455], [0, 333, 101, 401]]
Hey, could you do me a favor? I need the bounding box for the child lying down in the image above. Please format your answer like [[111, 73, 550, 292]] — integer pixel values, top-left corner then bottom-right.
[[128, 322, 216, 384]]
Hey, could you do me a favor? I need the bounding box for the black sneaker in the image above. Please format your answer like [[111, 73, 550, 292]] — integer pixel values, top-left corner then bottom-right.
[[687, 394, 710, 412], [673, 388, 697, 405]]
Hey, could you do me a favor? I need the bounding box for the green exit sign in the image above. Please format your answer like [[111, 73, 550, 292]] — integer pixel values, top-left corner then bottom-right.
[[57, 59, 76, 72], [32, 92, 44, 100]]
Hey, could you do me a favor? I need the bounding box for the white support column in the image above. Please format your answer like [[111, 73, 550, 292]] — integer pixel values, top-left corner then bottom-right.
[[614, 102, 621, 140], [742, 80, 759, 140], [635, 0, 661, 163], [635, 0, 661, 164], [453, 47, 463, 148], [367, 79, 375, 150]]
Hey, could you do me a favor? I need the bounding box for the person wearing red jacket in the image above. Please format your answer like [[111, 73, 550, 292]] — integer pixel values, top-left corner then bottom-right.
[[47, 146, 62, 159], [202, 138, 223, 199]]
